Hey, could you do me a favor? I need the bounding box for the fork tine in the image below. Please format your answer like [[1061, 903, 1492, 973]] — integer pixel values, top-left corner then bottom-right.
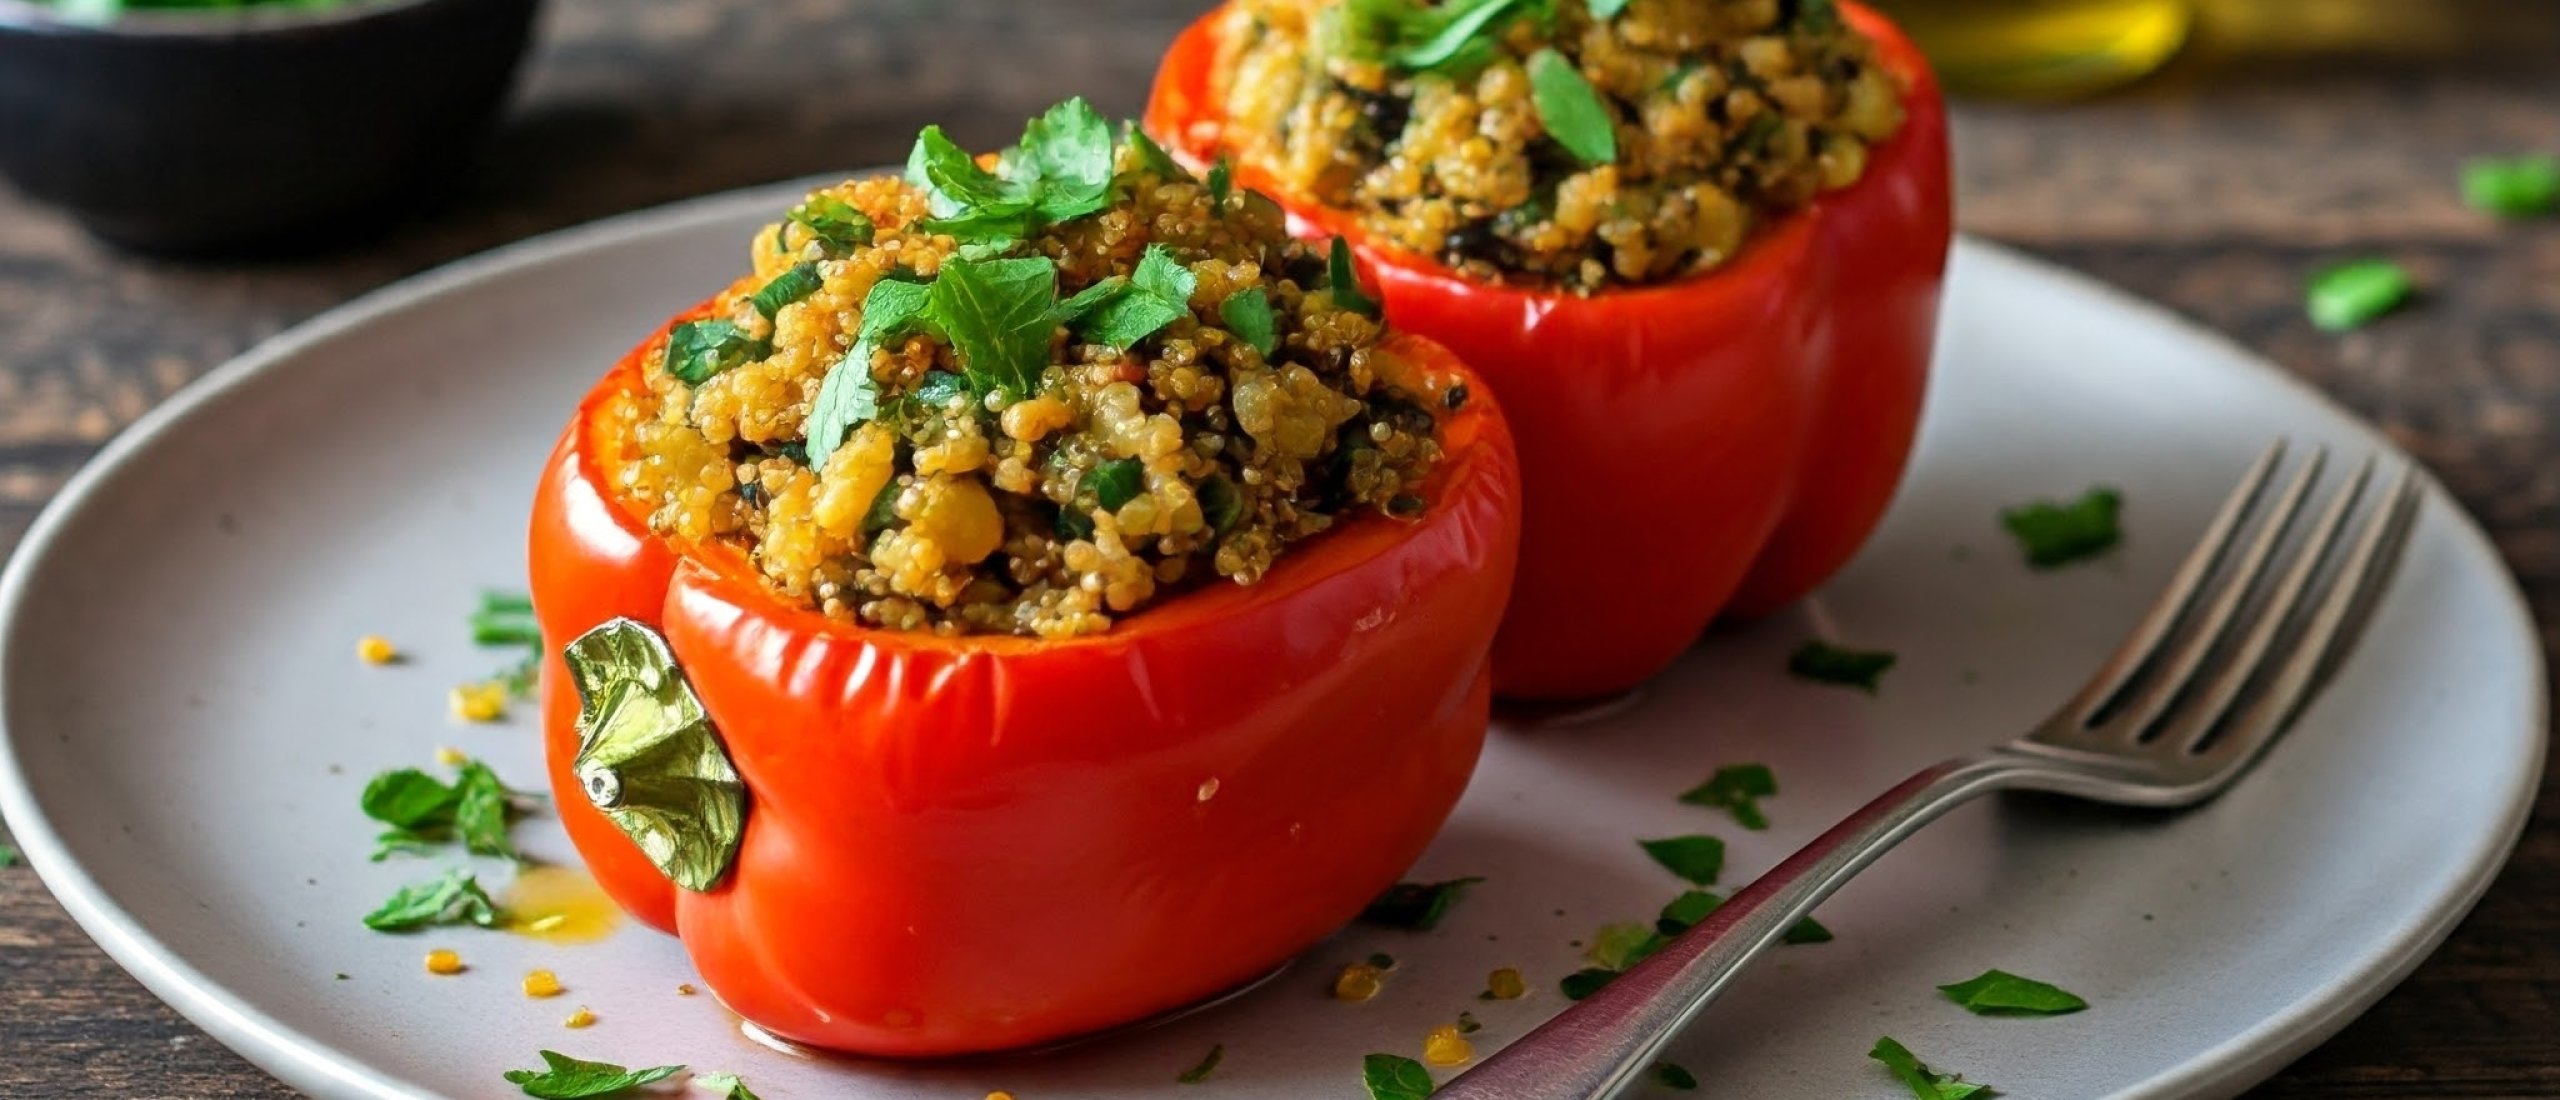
[[2103, 445, 2326, 739], [2155, 455, 2374, 754], [2207, 463, 2423, 757], [2060, 439, 2287, 729]]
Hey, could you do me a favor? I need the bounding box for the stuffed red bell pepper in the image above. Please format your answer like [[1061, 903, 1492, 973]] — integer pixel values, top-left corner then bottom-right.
[[1146, 0, 1952, 699], [527, 100, 1521, 1056]]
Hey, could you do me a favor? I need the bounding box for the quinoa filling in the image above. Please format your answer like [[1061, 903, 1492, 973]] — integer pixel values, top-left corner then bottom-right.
[[609, 100, 1445, 638], [1210, 0, 1906, 291]]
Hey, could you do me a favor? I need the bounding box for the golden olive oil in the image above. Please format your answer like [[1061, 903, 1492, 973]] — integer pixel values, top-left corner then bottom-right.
[[501, 865, 623, 945], [1875, 0, 2192, 99]]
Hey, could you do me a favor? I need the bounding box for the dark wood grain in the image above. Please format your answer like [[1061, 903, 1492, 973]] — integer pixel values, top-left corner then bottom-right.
[[2, 0, 2556, 1095]]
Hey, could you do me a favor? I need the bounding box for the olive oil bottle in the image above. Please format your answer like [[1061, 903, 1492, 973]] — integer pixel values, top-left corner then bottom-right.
[[1874, 0, 2192, 99]]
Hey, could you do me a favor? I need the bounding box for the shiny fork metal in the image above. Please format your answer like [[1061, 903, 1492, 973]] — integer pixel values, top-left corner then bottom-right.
[[1439, 440, 2424, 1100]]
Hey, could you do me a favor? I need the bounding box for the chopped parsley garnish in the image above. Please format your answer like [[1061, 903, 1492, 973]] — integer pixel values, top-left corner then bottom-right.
[[361, 758, 534, 863], [1652, 1062, 1700, 1090], [907, 97, 1116, 241], [748, 262, 824, 320], [1198, 473, 1247, 534], [1336, 0, 1544, 75], [1655, 889, 1722, 935], [1638, 834, 1725, 885], [1869, 1037, 1991, 1100], [1207, 156, 1235, 208], [1089, 458, 1146, 512], [2460, 154, 2559, 218], [362, 868, 503, 932], [1221, 287, 1279, 356], [1787, 639, 1896, 693], [1060, 243, 1197, 350], [500, 1050, 684, 1099], [786, 194, 875, 253], [2000, 487, 2123, 569], [1938, 969, 2088, 1016], [1677, 763, 1776, 830], [1329, 236, 1383, 317], [1178, 1044, 1225, 1084], [694, 1071, 761, 1100], [806, 277, 929, 466], [1588, 0, 1631, 17], [0, 843, 18, 868], [1368, 951, 1398, 969], [928, 255, 1061, 397], [1455, 1011, 1482, 1034], [1362, 1052, 1436, 1100], [2306, 258, 2413, 332], [1360, 875, 1485, 930], [1782, 915, 1834, 944], [1125, 120, 1190, 181], [1527, 47, 1619, 166], [1558, 967, 1618, 1000], [663, 318, 764, 385], [1585, 921, 1667, 970], [469, 590, 544, 700]]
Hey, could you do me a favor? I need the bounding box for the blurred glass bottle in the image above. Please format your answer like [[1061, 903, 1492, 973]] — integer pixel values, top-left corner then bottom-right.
[[1874, 0, 2192, 99]]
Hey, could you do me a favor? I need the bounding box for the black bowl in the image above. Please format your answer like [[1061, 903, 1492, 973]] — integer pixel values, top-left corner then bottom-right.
[[0, 0, 538, 255]]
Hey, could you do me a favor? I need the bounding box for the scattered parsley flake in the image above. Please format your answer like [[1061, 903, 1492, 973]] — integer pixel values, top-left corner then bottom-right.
[[1221, 287, 1279, 356], [694, 1071, 761, 1100], [804, 278, 927, 467], [2306, 258, 2413, 332], [662, 319, 763, 385], [1197, 473, 1246, 534], [1588, 0, 1632, 17], [1937, 969, 2088, 1016], [1652, 1061, 1700, 1090], [1528, 47, 1618, 166], [1869, 1037, 1991, 1100], [1638, 835, 1726, 886], [1178, 1044, 1225, 1084], [0, 843, 17, 868], [1585, 921, 1667, 971], [1655, 889, 1722, 936], [360, 758, 532, 862], [1062, 244, 1195, 350], [786, 194, 875, 253], [748, 262, 823, 320], [1360, 876, 1486, 931], [363, 868, 502, 932], [1787, 640, 1896, 693], [1125, 120, 1190, 180], [2000, 487, 2123, 569], [1089, 458, 1146, 512], [1367, 951, 1398, 970], [500, 1050, 684, 1099], [1558, 967, 1618, 1001], [2461, 154, 2559, 218], [1207, 156, 1234, 207], [1455, 1011, 1482, 1034], [1329, 236, 1382, 317], [1677, 763, 1777, 829], [926, 255, 1059, 397], [1783, 915, 1834, 945], [1362, 1052, 1436, 1100]]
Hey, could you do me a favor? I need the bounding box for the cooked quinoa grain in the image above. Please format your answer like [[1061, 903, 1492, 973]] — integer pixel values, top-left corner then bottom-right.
[[613, 102, 1444, 638], [1210, 0, 1906, 290]]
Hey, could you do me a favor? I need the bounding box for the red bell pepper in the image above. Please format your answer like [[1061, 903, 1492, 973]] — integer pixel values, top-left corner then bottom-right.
[[529, 299, 1522, 1056], [1146, 2, 1952, 699]]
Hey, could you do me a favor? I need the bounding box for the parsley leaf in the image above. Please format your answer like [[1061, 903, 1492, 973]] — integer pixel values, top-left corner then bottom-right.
[[1362, 1052, 1436, 1100], [1783, 915, 1834, 944], [1089, 458, 1146, 511], [694, 1071, 761, 1100], [1361, 875, 1486, 931], [1345, 0, 1540, 74], [2000, 487, 2123, 569], [1677, 763, 1776, 830], [1177, 1044, 1224, 1084], [1528, 47, 1618, 166], [2460, 154, 2559, 218], [927, 255, 1059, 397], [663, 319, 763, 385], [451, 760, 523, 862], [1869, 1037, 1991, 1100], [1329, 236, 1382, 317], [1655, 888, 1722, 936], [908, 99, 1118, 241], [1585, 921, 1667, 970], [1938, 969, 2088, 1016], [361, 758, 531, 862], [363, 868, 502, 932], [0, 842, 19, 867], [1652, 1062, 1700, 1090], [806, 277, 931, 467], [362, 768, 458, 832], [1639, 835, 1725, 885], [1221, 288, 1279, 356], [2307, 258, 2413, 332], [500, 1050, 685, 1099], [1015, 96, 1117, 223], [1062, 245, 1195, 349], [749, 262, 824, 320], [787, 194, 874, 253], [1455, 1011, 1482, 1034], [1207, 156, 1234, 208], [1125, 120, 1190, 181], [1787, 639, 1896, 693], [1559, 967, 1618, 1000]]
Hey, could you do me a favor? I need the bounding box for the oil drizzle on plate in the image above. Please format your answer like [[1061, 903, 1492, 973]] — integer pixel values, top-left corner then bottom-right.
[[502, 865, 622, 944]]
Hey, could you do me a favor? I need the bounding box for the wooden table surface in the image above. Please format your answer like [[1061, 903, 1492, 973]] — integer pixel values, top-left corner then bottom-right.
[[2, 0, 2554, 1095]]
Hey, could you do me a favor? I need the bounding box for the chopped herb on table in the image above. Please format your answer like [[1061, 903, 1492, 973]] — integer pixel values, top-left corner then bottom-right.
[[1220, 287, 1279, 356], [2460, 154, 2560, 218], [1677, 763, 1777, 829], [1586, 921, 1668, 971], [466, 589, 547, 707], [1869, 1036, 1992, 1099], [1656, 888, 1721, 935], [1361, 876, 1486, 930], [362, 867, 503, 932], [361, 756, 536, 863], [0, 842, 17, 867], [500, 1050, 684, 1099], [1652, 1061, 1700, 1089], [1177, 1044, 1225, 1083], [2306, 258, 2413, 332], [1362, 1052, 1437, 1100], [2000, 487, 2123, 569], [1938, 968, 2088, 1016], [1559, 966, 1618, 1000], [693, 1071, 762, 1100], [1638, 835, 1725, 885], [1782, 915, 1833, 944], [1527, 47, 1619, 166], [1788, 639, 1896, 693]]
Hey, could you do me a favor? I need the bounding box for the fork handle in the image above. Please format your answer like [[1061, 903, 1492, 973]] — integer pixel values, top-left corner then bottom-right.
[[1436, 751, 2045, 1100]]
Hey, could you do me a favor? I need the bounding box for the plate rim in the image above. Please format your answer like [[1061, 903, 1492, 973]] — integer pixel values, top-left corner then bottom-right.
[[0, 182, 2544, 1100]]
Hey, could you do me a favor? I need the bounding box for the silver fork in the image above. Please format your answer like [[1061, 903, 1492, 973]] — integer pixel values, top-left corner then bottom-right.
[[1439, 440, 2425, 1100]]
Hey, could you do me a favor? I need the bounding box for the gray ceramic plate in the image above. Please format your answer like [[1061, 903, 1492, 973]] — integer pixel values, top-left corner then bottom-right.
[[0, 182, 2544, 1100]]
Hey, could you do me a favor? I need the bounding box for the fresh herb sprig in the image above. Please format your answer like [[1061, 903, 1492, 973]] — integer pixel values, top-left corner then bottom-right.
[[2001, 487, 2123, 569], [1938, 968, 2088, 1016], [1362, 1052, 1436, 1100], [1678, 763, 1776, 829], [501, 1051, 684, 1099], [1361, 876, 1486, 930], [1788, 639, 1896, 693], [362, 867, 503, 932], [362, 757, 537, 862], [1869, 1037, 1991, 1099]]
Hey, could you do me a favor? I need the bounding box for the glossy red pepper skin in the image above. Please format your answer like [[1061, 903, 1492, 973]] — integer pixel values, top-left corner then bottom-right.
[[1145, 3, 1952, 699], [528, 305, 1522, 1056]]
